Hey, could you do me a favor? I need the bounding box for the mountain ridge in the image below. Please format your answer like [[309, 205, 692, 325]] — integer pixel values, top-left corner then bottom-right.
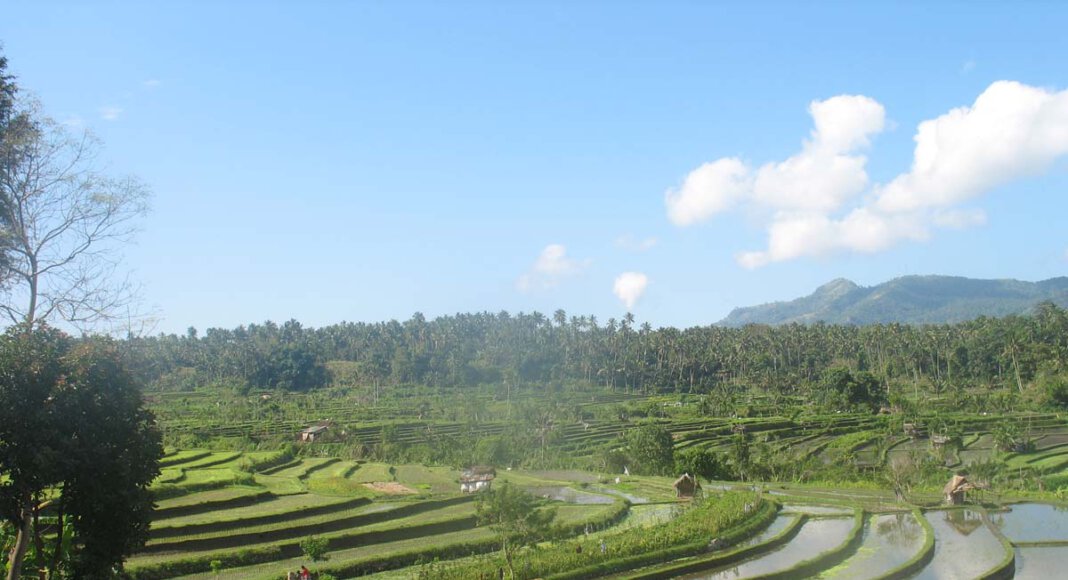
[[718, 275, 1068, 326]]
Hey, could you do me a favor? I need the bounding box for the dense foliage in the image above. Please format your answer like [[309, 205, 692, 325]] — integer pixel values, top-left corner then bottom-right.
[[0, 326, 162, 578], [125, 303, 1068, 403]]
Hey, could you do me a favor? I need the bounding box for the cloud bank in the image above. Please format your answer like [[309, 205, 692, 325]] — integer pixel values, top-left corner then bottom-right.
[[613, 272, 649, 310], [517, 244, 589, 291], [666, 81, 1068, 268]]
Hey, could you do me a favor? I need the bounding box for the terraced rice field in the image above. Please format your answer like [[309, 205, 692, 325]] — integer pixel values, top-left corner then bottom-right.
[[677, 516, 856, 580], [914, 509, 1006, 580], [820, 512, 925, 579], [139, 408, 1068, 579], [135, 452, 642, 579]]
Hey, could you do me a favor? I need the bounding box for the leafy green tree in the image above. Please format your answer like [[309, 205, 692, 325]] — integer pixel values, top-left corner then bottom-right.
[[1041, 373, 1068, 408], [729, 433, 752, 481], [300, 535, 330, 562], [0, 49, 23, 283], [625, 424, 674, 475], [818, 367, 884, 411], [675, 447, 725, 481], [602, 448, 628, 474], [476, 481, 556, 579], [0, 326, 162, 580]]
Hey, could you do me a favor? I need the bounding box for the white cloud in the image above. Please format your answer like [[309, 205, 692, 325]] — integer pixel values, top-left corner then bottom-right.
[[961, 60, 976, 75], [615, 235, 658, 251], [667, 82, 1068, 268], [516, 244, 589, 292], [665, 158, 750, 226], [99, 106, 123, 121], [142, 79, 162, 89], [753, 95, 884, 212], [876, 81, 1068, 213], [932, 208, 987, 229], [737, 209, 929, 269], [809, 95, 887, 152], [613, 272, 649, 310]]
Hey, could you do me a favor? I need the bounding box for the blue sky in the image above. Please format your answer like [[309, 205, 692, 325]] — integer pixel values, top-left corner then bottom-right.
[[3, 1, 1067, 333]]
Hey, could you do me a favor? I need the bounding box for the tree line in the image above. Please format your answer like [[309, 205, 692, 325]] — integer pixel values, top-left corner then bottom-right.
[[124, 302, 1068, 400]]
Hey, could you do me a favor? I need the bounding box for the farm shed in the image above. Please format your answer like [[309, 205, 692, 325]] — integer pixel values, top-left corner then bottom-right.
[[943, 474, 975, 505], [300, 424, 328, 442], [673, 473, 701, 499], [460, 465, 496, 493]]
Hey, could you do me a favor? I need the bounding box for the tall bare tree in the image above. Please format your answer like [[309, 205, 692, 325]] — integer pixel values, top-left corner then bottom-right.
[[0, 102, 149, 330]]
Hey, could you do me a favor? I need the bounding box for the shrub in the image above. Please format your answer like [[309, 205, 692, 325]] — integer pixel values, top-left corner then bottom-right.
[[301, 535, 330, 562]]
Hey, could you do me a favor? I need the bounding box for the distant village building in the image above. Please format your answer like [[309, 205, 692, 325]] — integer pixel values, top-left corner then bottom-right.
[[931, 434, 952, 448], [460, 466, 496, 493], [943, 474, 976, 505], [300, 424, 328, 442], [731, 424, 747, 435], [903, 423, 924, 439], [673, 473, 701, 499]]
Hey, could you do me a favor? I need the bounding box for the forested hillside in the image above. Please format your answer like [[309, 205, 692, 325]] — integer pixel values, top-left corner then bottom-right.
[[125, 302, 1068, 399], [719, 275, 1068, 326]]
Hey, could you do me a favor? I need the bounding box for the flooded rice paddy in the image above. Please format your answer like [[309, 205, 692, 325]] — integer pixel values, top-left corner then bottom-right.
[[678, 517, 854, 580], [819, 512, 924, 579], [524, 485, 615, 504], [732, 514, 797, 549], [1014, 546, 1068, 579], [991, 502, 1068, 543], [912, 509, 1004, 580], [781, 504, 854, 516]]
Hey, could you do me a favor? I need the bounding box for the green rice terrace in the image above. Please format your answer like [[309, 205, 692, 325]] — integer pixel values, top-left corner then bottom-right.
[[138, 384, 1068, 579]]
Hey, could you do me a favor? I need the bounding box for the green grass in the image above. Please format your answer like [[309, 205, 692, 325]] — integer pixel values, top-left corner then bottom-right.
[[170, 527, 499, 580], [345, 462, 395, 483], [154, 486, 266, 510], [144, 501, 410, 548], [253, 474, 307, 495], [132, 500, 476, 565], [152, 493, 354, 528]]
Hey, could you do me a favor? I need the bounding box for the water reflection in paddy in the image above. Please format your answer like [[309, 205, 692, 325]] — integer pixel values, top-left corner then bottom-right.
[[678, 517, 854, 580], [1014, 546, 1068, 579], [913, 509, 1003, 580], [732, 515, 797, 549], [819, 512, 924, 579], [524, 486, 615, 504], [991, 503, 1068, 543], [781, 504, 854, 516]]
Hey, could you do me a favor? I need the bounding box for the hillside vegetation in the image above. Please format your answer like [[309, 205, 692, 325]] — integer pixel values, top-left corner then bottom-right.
[[719, 275, 1068, 326], [130, 304, 1068, 579]]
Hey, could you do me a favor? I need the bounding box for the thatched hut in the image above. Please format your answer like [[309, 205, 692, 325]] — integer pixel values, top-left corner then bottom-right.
[[943, 474, 975, 505], [300, 424, 328, 442], [460, 465, 496, 493], [673, 473, 701, 499]]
